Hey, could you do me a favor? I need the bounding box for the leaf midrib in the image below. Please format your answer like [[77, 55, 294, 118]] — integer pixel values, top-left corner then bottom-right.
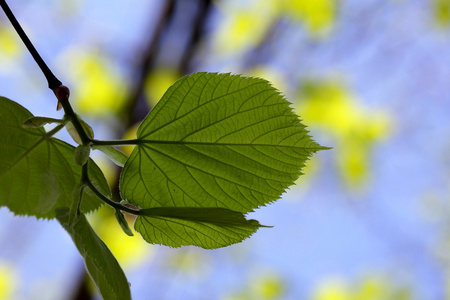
[[137, 139, 323, 150]]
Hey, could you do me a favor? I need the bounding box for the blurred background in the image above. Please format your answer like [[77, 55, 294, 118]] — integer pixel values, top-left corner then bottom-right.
[[1, 0, 450, 299]]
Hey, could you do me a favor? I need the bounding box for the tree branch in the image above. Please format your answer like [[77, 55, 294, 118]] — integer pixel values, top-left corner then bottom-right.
[[0, 0, 62, 89]]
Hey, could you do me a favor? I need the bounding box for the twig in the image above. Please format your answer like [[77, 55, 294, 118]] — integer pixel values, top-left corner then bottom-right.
[[0, 0, 62, 89]]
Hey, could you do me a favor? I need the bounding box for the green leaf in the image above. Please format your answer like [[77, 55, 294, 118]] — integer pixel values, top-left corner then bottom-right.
[[80, 116, 95, 139], [137, 207, 267, 249], [120, 72, 326, 247], [93, 145, 128, 167], [56, 208, 131, 300], [0, 97, 110, 218], [65, 114, 94, 144], [22, 116, 64, 128], [73, 144, 91, 166], [69, 183, 85, 225], [114, 209, 134, 236]]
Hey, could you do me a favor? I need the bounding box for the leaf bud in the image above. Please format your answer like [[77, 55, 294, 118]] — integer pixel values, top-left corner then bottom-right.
[[53, 85, 70, 111], [73, 144, 91, 166]]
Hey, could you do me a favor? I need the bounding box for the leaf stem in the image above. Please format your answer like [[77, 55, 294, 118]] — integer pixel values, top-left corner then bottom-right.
[[44, 123, 66, 138], [0, 0, 62, 89], [82, 163, 142, 216], [60, 102, 91, 145]]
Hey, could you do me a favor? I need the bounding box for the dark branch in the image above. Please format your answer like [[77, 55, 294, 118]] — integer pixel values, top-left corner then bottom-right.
[[121, 0, 175, 128], [0, 0, 62, 89]]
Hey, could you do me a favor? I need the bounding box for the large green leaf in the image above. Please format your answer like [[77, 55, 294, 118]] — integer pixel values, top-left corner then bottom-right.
[[56, 208, 131, 300], [0, 97, 109, 218], [120, 72, 326, 247], [137, 207, 267, 249]]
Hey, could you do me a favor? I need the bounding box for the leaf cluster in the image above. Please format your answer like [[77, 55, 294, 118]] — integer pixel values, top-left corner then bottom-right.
[[0, 72, 327, 298]]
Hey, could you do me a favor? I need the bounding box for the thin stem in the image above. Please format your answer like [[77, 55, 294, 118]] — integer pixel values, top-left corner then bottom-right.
[[44, 123, 66, 138], [0, 0, 142, 218], [82, 163, 142, 216], [91, 139, 140, 146], [61, 102, 91, 144], [0, 0, 62, 89]]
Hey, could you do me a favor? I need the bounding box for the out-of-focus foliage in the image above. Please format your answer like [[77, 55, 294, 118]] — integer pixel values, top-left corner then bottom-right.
[[277, 0, 337, 35], [311, 276, 411, 300], [213, 0, 337, 55], [165, 249, 212, 276], [213, 1, 278, 54], [297, 80, 390, 189], [89, 207, 153, 268], [251, 274, 285, 300], [144, 67, 180, 108], [0, 26, 21, 58], [120, 123, 139, 156], [0, 25, 22, 73], [62, 50, 128, 117], [0, 262, 17, 300], [434, 0, 450, 27], [223, 272, 285, 300]]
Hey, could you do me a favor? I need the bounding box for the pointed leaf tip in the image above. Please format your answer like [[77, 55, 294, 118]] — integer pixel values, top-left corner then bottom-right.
[[115, 209, 134, 236], [136, 207, 266, 249]]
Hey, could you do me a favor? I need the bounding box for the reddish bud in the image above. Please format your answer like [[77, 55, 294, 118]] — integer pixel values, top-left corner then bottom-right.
[[53, 85, 70, 111]]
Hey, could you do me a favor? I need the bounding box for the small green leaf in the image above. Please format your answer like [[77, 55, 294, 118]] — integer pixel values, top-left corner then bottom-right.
[[73, 144, 91, 166], [114, 209, 134, 236], [65, 114, 94, 144], [93, 145, 128, 167], [0, 97, 110, 218], [22, 116, 64, 128], [65, 121, 82, 145], [69, 183, 85, 225], [137, 207, 267, 249], [56, 208, 131, 300], [79, 117, 94, 139]]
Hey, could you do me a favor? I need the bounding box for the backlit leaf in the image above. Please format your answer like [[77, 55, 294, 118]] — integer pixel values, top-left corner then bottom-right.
[[137, 207, 267, 249], [93, 145, 128, 167], [56, 208, 131, 300], [0, 97, 110, 218], [65, 114, 94, 145], [73, 144, 91, 166], [120, 72, 326, 247], [114, 209, 134, 236], [22, 116, 64, 128]]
